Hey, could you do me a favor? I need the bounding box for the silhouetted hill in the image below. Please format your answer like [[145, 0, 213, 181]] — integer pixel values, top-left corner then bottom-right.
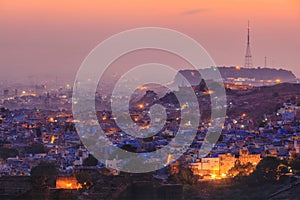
[[216, 67, 296, 81], [173, 67, 296, 86]]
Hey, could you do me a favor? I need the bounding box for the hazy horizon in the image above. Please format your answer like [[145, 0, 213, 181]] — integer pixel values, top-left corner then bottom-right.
[[1, 0, 300, 83]]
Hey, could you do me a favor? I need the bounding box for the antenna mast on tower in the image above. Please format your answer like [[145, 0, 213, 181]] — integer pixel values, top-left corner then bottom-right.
[[244, 21, 253, 68], [264, 56, 267, 68]]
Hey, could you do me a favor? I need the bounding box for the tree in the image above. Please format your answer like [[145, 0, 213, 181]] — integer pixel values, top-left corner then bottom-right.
[[170, 163, 197, 185], [30, 161, 58, 188], [277, 163, 289, 174], [75, 171, 93, 189], [0, 107, 8, 113], [250, 157, 281, 182], [180, 167, 195, 184], [290, 158, 300, 173], [25, 142, 48, 154], [169, 163, 197, 199], [35, 127, 42, 137], [83, 154, 98, 166], [0, 148, 19, 160], [228, 160, 255, 178]]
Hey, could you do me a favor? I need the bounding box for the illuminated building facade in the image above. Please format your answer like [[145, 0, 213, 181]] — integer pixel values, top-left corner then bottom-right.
[[189, 149, 261, 180]]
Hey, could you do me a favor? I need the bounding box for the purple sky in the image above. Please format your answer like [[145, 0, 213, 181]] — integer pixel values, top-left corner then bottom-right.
[[1, 0, 300, 84]]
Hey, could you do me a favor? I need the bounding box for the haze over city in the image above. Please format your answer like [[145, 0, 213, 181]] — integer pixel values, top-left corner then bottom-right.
[[1, 0, 300, 84], [1, 1, 300, 199]]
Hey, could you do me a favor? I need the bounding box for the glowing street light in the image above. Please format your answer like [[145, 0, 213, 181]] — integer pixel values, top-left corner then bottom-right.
[[50, 136, 55, 144]]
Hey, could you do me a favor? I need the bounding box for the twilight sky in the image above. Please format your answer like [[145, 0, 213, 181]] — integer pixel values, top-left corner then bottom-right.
[[1, 0, 300, 84]]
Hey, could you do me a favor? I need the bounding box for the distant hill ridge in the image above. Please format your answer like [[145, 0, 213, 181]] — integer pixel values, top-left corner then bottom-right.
[[174, 67, 296, 86]]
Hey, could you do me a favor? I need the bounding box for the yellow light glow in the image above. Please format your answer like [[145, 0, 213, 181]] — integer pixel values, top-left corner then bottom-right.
[[141, 125, 150, 129], [203, 90, 214, 95], [275, 79, 281, 83], [49, 117, 55, 123], [167, 154, 173, 164], [181, 104, 187, 110], [56, 177, 82, 190], [50, 136, 55, 144], [211, 174, 216, 179], [138, 104, 144, 109], [235, 65, 241, 70], [138, 86, 147, 90], [242, 113, 246, 117]]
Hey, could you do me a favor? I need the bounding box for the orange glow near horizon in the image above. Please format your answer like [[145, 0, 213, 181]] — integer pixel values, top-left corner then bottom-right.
[[1, 0, 300, 79]]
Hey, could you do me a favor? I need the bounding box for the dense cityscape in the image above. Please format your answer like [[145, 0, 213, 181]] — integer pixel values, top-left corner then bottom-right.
[[1, 1, 300, 199], [0, 67, 299, 199]]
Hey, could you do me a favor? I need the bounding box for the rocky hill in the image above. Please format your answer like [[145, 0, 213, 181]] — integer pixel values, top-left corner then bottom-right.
[[226, 83, 300, 121]]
